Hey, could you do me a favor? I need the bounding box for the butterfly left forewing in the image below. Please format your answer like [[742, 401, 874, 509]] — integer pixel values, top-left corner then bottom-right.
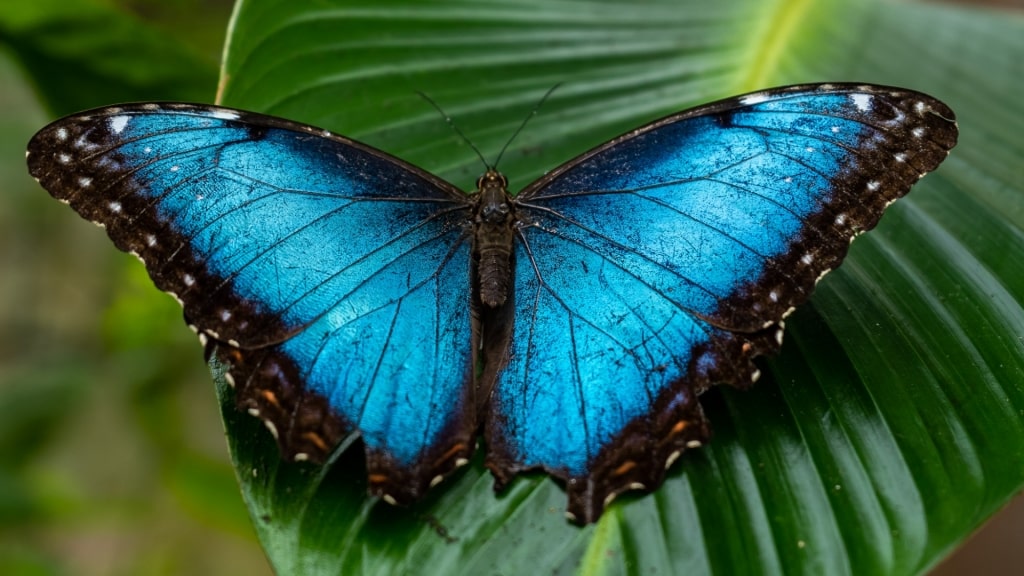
[[28, 104, 480, 504]]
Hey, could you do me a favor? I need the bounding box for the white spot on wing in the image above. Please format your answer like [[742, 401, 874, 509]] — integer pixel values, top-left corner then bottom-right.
[[850, 94, 873, 112], [740, 93, 771, 106], [912, 127, 925, 138], [209, 109, 240, 121], [80, 177, 93, 188], [109, 115, 130, 134], [56, 127, 68, 141], [429, 475, 444, 488], [665, 450, 681, 469], [685, 440, 702, 449], [894, 153, 907, 162], [58, 153, 71, 164], [183, 274, 195, 287], [867, 181, 880, 191], [108, 200, 121, 212], [801, 253, 814, 265], [382, 494, 398, 506]]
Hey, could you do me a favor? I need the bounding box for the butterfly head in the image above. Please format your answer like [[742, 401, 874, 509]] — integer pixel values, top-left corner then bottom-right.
[[476, 169, 512, 224], [476, 169, 508, 192]]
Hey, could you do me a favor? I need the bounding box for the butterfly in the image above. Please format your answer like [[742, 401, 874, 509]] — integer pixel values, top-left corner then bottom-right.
[[27, 84, 957, 523]]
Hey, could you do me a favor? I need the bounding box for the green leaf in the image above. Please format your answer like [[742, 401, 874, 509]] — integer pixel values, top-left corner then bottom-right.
[[0, 0, 218, 115], [211, 0, 1024, 574]]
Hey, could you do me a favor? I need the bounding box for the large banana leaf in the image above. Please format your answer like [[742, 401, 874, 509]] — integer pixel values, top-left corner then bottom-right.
[[210, 0, 1024, 574], [6, 0, 1022, 573]]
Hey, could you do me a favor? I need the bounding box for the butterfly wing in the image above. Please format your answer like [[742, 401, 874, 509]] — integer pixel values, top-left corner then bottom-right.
[[486, 84, 958, 522], [27, 104, 478, 503]]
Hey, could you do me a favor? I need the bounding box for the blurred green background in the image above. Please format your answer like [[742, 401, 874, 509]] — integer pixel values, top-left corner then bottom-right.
[[1, 0, 1022, 574], [0, 1, 272, 574]]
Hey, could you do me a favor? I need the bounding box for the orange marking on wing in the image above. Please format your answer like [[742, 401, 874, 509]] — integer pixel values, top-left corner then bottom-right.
[[612, 460, 637, 476], [259, 389, 281, 408], [438, 443, 467, 463], [303, 432, 328, 452]]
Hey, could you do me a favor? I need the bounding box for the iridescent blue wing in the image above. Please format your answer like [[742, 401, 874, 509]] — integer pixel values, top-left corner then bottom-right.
[[27, 104, 477, 503], [486, 84, 958, 522]]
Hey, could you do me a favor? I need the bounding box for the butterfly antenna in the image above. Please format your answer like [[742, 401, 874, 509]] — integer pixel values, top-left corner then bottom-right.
[[493, 83, 562, 169], [416, 91, 491, 170]]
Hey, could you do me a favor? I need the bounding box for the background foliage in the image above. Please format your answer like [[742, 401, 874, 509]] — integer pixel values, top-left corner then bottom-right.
[[1, 0, 1022, 575]]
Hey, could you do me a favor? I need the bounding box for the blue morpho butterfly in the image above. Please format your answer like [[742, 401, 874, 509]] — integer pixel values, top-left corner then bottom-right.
[[27, 84, 957, 523]]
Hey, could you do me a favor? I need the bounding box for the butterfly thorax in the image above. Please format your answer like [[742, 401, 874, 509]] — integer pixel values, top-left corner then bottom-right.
[[473, 169, 515, 308]]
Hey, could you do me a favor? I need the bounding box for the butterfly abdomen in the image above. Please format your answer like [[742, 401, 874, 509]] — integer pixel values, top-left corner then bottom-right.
[[474, 169, 516, 307], [478, 245, 512, 307]]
